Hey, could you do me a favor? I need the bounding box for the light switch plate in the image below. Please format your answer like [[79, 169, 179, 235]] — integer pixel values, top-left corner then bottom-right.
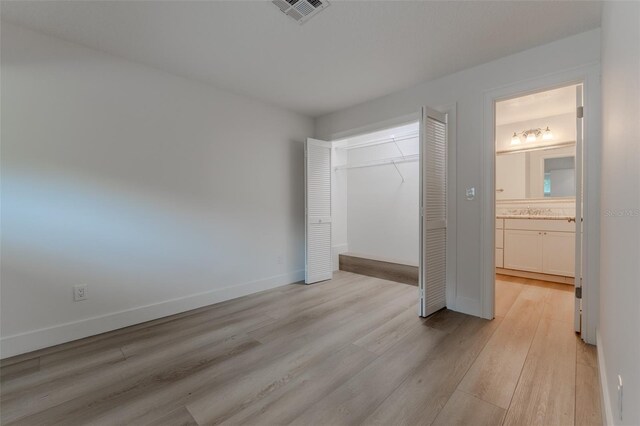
[[73, 284, 87, 301], [466, 187, 476, 200]]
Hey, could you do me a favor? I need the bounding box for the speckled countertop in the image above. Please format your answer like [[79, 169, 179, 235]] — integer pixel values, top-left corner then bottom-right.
[[497, 215, 575, 221]]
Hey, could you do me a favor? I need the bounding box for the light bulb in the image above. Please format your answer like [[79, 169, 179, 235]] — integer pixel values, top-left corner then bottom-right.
[[526, 132, 537, 143], [511, 133, 521, 145], [543, 127, 553, 140]]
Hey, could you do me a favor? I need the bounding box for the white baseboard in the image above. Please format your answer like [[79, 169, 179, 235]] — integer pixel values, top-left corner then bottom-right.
[[597, 329, 614, 425], [0, 269, 304, 359]]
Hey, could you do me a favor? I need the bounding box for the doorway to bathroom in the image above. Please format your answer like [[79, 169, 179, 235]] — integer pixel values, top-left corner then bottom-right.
[[493, 83, 583, 333]]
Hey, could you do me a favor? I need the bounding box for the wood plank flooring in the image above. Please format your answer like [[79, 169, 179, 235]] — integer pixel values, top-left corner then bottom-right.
[[0, 272, 601, 425]]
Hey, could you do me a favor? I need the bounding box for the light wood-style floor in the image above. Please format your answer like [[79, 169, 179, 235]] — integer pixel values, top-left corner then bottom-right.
[[0, 272, 601, 425]]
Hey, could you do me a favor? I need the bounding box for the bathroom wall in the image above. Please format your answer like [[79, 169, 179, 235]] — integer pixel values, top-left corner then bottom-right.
[[496, 112, 576, 153]]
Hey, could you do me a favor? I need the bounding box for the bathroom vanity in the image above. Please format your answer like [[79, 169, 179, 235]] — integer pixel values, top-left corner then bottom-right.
[[496, 215, 575, 284], [494, 125, 578, 284]]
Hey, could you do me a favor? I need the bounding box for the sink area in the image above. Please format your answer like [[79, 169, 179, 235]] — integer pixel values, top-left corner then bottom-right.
[[497, 215, 574, 220], [496, 207, 575, 221], [505, 207, 556, 216]]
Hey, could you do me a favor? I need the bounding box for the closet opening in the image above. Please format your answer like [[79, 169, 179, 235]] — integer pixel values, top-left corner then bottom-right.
[[331, 121, 421, 286]]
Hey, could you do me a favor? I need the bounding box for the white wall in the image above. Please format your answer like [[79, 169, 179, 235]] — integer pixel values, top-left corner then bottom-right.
[[0, 22, 314, 358], [331, 146, 348, 269], [316, 29, 601, 316], [599, 2, 640, 424]]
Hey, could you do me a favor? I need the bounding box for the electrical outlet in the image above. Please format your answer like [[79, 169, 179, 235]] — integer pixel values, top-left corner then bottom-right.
[[73, 284, 87, 301], [617, 374, 623, 421], [277, 254, 283, 265]]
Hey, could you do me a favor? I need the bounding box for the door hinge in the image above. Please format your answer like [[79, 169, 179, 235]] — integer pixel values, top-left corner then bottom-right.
[[575, 286, 582, 299], [419, 288, 425, 299], [577, 106, 584, 119]]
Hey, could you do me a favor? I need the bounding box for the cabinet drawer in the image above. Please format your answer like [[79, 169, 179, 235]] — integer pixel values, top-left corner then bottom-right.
[[504, 218, 575, 232], [496, 229, 504, 249], [496, 248, 504, 268]]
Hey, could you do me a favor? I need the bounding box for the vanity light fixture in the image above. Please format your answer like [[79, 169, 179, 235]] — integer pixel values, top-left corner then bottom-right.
[[509, 126, 553, 145], [511, 132, 521, 145]]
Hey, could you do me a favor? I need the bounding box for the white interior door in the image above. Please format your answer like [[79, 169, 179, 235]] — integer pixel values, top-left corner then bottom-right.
[[305, 138, 333, 284], [574, 85, 584, 332], [419, 107, 448, 316]]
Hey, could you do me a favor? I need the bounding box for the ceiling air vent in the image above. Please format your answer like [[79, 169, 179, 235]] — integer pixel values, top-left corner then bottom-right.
[[272, 0, 330, 24]]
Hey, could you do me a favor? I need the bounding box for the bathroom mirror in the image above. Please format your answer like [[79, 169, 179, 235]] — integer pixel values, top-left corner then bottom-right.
[[544, 156, 575, 197], [496, 144, 575, 200]]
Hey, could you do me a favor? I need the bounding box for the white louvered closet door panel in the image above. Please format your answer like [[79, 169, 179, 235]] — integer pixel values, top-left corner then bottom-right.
[[305, 138, 333, 284], [419, 107, 448, 316]]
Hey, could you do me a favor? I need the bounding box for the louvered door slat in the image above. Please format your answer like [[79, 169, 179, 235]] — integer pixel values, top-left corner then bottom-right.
[[305, 138, 333, 284], [419, 108, 448, 316]]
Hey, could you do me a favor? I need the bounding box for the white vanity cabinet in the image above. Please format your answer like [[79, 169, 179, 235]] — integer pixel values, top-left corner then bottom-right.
[[500, 218, 575, 278]]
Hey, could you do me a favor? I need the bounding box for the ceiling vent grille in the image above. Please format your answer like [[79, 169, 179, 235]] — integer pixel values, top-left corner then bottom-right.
[[272, 0, 330, 24]]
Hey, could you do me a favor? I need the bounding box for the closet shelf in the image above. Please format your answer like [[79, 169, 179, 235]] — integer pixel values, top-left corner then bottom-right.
[[335, 131, 419, 150], [334, 153, 419, 171]]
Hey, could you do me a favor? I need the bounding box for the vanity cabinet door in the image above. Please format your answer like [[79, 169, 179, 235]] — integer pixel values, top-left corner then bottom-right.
[[496, 248, 504, 268], [495, 228, 504, 268], [542, 231, 575, 277], [504, 230, 543, 272]]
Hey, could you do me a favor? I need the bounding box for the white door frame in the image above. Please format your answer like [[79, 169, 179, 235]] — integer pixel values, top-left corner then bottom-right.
[[481, 64, 600, 344]]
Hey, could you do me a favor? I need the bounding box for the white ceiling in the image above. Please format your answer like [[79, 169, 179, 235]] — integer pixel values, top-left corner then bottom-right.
[[0, 1, 601, 117], [496, 84, 579, 125]]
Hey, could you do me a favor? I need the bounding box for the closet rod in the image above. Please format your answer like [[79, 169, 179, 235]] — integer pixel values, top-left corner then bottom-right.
[[334, 153, 419, 171], [337, 131, 419, 150]]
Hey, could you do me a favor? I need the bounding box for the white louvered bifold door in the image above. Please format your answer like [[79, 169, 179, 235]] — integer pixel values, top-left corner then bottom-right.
[[419, 107, 448, 317], [305, 138, 333, 284]]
